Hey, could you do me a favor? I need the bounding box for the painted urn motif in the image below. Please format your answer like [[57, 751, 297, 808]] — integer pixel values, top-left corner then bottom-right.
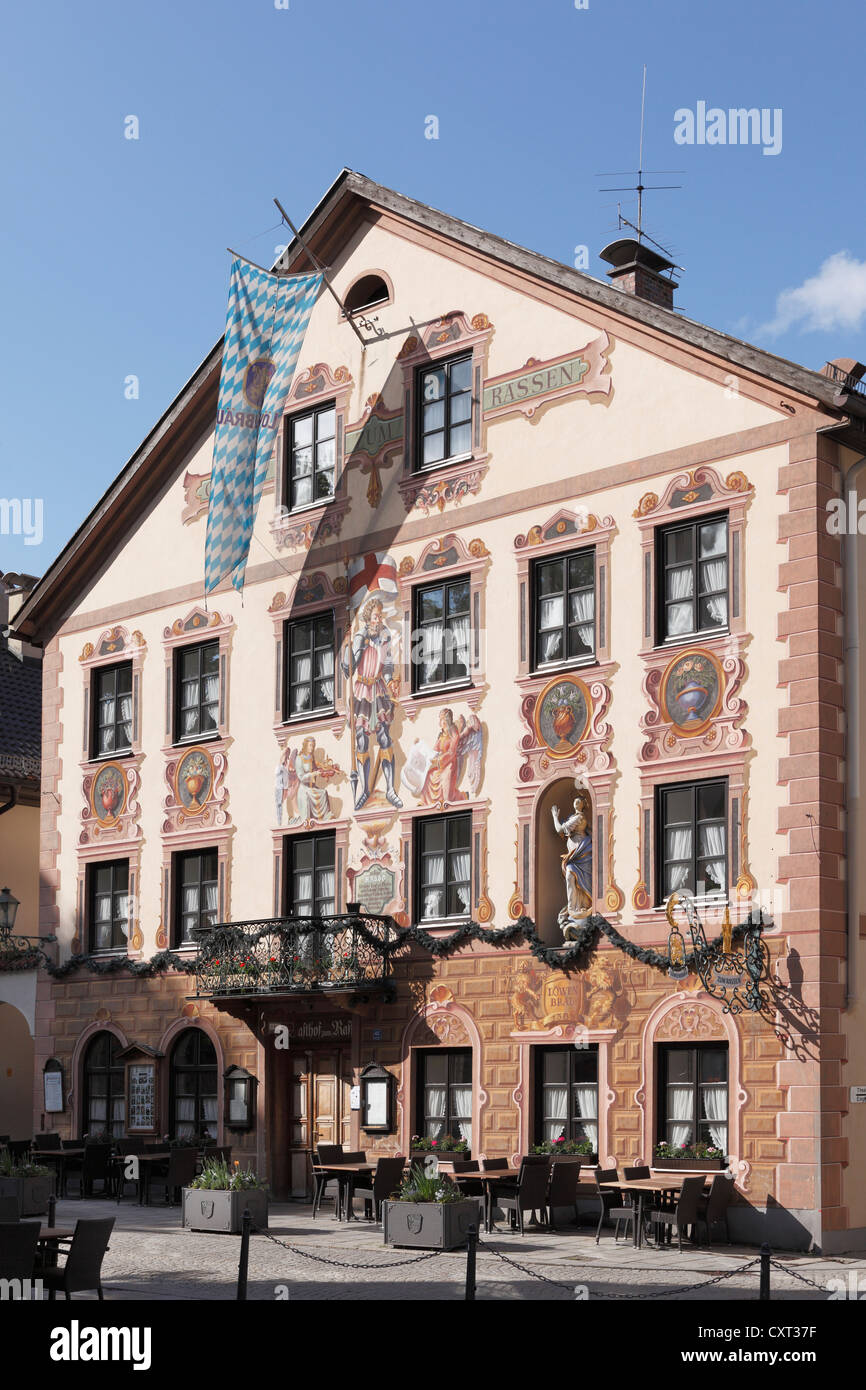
[[92, 764, 125, 823], [552, 700, 577, 742], [177, 749, 213, 814]]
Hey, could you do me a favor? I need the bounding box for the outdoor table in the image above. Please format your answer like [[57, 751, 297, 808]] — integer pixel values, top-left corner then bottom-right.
[[600, 1176, 713, 1249], [112, 1151, 172, 1204], [30, 1224, 74, 1271], [32, 1149, 85, 1199], [311, 1163, 375, 1222]]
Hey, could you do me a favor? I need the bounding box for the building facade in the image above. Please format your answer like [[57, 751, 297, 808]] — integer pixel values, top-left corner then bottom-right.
[[12, 172, 866, 1250]]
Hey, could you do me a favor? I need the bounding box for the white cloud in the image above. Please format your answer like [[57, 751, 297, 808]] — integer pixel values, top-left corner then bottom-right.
[[761, 251, 866, 337]]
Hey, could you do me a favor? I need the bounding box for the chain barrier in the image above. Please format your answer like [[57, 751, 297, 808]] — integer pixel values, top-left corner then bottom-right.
[[479, 1241, 763, 1299], [767, 1258, 831, 1293], [254, 1224, 445, 1270], [246, 1224, 830, 1299]]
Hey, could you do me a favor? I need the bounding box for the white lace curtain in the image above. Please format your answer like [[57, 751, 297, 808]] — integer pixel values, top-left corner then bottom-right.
[[699, 823, 726, 894], [569, 590, 595, 650], [668, 1083, 694, 1146], [574, 1084, 598, 1150], [666, 828, 692, 890], [100, 691, 133, 752], [421, 626, 443, 682], [425, 1085, 446, 1138], [543, 1084, 569, 1142], [450, 616, 470, 675], [701, 1086, 727, 1151], [453, 1086, 472, 1145], [701, 559, 727, 625]]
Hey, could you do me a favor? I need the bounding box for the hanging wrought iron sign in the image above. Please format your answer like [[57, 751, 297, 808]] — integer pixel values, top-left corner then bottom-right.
[[665, 891, 768, 1014], [0, 886, 54, 966]]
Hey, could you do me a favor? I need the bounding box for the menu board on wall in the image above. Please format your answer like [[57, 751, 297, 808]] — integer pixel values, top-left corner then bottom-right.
[[43, 1065, 64, 1113], [127, 1063, 156, 1131]]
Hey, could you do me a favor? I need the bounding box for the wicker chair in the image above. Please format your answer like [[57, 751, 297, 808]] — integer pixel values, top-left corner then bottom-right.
[[0, 1222, 39, 1279], [353, 1157, 407, 1223], [594, 1166, 634, 1243], [546, 1160, 582, 1231], [497, 1157, 552, 1235], [42, 1218, 115, 1300], [649, 1176, 706, 1252]]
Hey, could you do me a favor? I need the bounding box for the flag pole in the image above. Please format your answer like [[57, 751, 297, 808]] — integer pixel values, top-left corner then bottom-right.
[[273, 197, 368, 348]]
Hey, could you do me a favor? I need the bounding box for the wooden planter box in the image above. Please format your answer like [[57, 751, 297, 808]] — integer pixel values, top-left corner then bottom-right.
[[182, 1186, 269, 1233], [409, 1151, 470, 1166], [652, 1158, 727, 1171], [383, 1199, 480, 1250], [0, 1173, 55, 1217]]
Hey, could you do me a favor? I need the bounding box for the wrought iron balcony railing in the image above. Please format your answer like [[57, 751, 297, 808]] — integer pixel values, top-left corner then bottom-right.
[[192, 913, 397, 998], [824, 362, 866, 396]]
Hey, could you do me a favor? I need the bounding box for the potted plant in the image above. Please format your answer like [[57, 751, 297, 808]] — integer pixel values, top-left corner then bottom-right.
[[652, 1141, 727, 1170], [182, 1157, 269, 1233], [409, 1134, 471, 1164], [0, 1151, 55, 1216], [530, 1137, 597, 1162], [383, 1165, 481, 1250]]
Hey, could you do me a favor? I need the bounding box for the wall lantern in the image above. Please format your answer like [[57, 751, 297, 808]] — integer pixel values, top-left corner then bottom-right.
[[0, 886, 20, 933], [359, 1062, 394, 1133], [224, 1065, 257, 1130]]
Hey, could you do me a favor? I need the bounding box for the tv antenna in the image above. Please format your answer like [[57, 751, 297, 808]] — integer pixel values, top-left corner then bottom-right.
[[596, 65, 683, 247]]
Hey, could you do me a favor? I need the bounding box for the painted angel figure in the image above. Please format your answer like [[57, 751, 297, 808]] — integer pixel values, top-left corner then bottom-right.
[[274, 746, 298, 826], [552, 791, 593, 937], [419, 709, 484, 806], [455, 711, 483, 799]]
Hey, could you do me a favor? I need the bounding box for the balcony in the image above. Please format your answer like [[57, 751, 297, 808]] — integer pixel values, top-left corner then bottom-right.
[[192, 912, 397, 1000]]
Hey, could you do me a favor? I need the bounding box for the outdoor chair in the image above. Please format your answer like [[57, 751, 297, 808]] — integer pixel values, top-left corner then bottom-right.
[[623, 1165, 650, 1180], [67, 1143, 113, 1199], [42, 1217, 115, 1300], [497, 1156, 551, 1235], [0, 1197, 20, 1222], [61, 1139, 83, 1150], [341, 1151, 367, 1162], [35, 1133, 61, 1150], [0, 1222, 39, 1280], [696, 1173, 735, 1245], [481, 1157, 509, 1171], [546, 1160, 582, 1231], [450, 1159, 487, 1227], [594, 1166, 634, 1243], [353, 1157, 406, 1223], [8, 1140, 32, 1160], [312, 1144, 345, 1218], [146, 1147, 198, 1205], [648, 1175, 706, 1252]]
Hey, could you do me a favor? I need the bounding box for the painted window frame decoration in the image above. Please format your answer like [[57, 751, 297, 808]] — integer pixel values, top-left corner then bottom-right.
[[654, 776, 729, 904], [632, 467, 755, 923], [172, 845, 220, 949], [173, 639, 221, 746], [283, 609, 337, 723], [84, 856, 132, 955], [511, 510, 622, 924], [269, 573, 350, 743], [399, 800, 493, 928], [396, 311, 494, 515], [78, 628, 146, 947], [271, 362, 353, 553], [656, 511, 730, 646], [396, 533, 491, 721], [163, 607, 234, 747], [271, 821, 351, 918], [634, 466, 752, 656], [514, 509, 615, 679]]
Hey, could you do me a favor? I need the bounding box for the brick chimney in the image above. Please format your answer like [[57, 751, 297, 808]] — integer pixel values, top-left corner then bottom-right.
[[599, 237, 678, 310]]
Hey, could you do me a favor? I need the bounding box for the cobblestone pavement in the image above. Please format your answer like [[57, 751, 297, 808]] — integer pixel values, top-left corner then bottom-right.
[[40, 1197, 865, 1301]]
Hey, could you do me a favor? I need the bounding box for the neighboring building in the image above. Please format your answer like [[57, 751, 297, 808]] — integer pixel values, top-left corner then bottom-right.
[[12, 171, 866, 1250], [0, 573, 42, 1138]]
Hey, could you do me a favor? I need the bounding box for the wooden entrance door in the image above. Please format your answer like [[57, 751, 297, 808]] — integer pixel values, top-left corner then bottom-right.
[[288, 1049, 353, 1198]]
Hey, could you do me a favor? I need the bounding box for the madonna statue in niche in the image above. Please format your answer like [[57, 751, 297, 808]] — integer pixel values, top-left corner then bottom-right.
[[552, 788, 593, 940]]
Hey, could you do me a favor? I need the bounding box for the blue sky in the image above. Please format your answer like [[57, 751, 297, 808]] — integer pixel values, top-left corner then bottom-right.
[[2, 0, 863, 578]]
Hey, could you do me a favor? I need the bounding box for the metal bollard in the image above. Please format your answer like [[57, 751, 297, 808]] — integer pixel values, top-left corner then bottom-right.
[[759, 1242, 771, 1301], [237, 1207, 251, 1301], [464, 1224, 477, 1301]]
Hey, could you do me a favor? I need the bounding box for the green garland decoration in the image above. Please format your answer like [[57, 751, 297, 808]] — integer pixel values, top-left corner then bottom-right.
[[32, 912, 758, 982]]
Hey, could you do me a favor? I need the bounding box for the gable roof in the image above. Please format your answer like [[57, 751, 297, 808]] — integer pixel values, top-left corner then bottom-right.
[[14, 167, 866, 643]]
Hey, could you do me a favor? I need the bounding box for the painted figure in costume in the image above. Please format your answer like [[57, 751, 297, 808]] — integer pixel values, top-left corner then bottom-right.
[[552, 791, 593, 939], [296, 737, 338, 822], [275, 746, 298, 826], [341, 598, 402, 809], [419, 708, 484, 805]]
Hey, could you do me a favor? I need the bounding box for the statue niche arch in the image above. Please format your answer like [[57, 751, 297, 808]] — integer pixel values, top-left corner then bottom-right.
[[535, 777, 594, 944]]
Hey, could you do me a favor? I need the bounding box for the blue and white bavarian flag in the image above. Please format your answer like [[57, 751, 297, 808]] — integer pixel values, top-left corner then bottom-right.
[[204, 259, 322, 593]]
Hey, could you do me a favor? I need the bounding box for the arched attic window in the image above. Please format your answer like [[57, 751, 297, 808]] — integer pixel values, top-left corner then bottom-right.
[[343, 274, 390, 315]]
